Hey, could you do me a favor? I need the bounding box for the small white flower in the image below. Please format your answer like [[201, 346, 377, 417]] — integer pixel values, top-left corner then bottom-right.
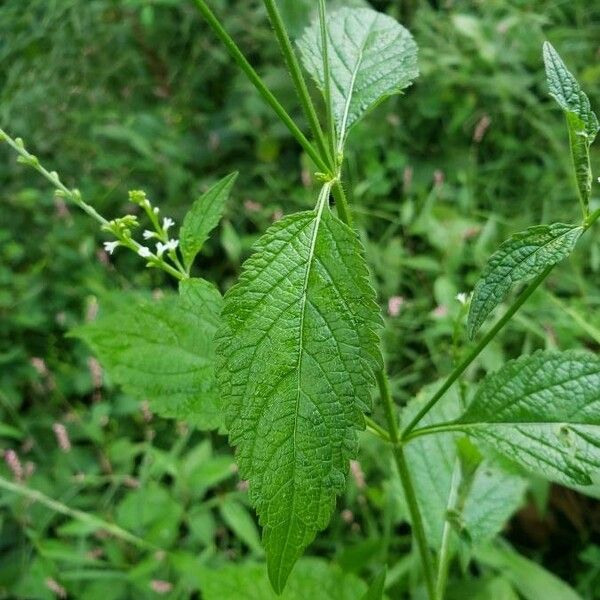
[[166, 239, 179, 251], [143, 230, 155, 240], [162, 217, 174, 232], [153, 207, 160, 214], [103, 241, 119, 255], [138, 246, 152, 258], [156, 242, 167, 258], [456, 292, 469, 305]]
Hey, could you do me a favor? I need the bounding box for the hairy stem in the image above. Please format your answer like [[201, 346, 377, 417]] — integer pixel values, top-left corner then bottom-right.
[[365, 415, 391, 442], [401, 264, 555, 438], [193, 0, 330, 175], [262, 0, 333, 168], [332, 180, 354, 228], [0, 475, 156, 550], [435, 461, 461, 599], [318, 0, 337, 161], [377, 370, 436, 600]]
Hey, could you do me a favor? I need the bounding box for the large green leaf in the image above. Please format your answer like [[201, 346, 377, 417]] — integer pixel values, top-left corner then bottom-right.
[[298, 7, 418, 148], [197, 558, 367, 600], [543, 42, 598, 212], [73, 278, 222, 430], [455, 351, 600, 485], [216, 194, 382, 592], [475, 544, 582, 600], [179, 172, 238, 269], [468, 223, 583, 338], [402, 385, 525, 550]]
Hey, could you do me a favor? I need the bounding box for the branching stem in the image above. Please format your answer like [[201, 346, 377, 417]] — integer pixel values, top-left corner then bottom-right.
[[193, 0, 331, 175], [262, 0, 333, 168], [376, 370, 436, 600]]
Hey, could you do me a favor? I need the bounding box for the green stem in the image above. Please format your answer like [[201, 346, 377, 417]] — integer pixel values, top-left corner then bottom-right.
[[332, 180, 353, 227], [377, 370, 436, 600], [435, 461, 461, 599], [0, 475, 156, 551], [193, 0, 330, 175], [318, 0, 337, 161], [365, 415, 391, 442], [262, 0, 333, 169], [1, 128, 186, 282], [401, 264, 555, 438], [1, 129, 107, 226]]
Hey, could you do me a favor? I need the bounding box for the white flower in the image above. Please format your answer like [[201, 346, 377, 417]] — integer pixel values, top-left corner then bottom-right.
[[103, 241, 119, 255], [143, 230, 155, 240], [455, 292, 469, 305], [156, 239, 178, 258], [153, 207, 160, 214], [162, 217, 174, 232], [138, 246, 152, 258], [156, 242, 167, 258]]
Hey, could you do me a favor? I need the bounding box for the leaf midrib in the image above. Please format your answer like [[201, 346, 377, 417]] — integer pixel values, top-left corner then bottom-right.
[[276, 189, 330, 578]]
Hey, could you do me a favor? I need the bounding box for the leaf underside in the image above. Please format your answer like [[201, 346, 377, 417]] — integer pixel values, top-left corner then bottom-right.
[[179, 172, 238, 269], [456, 350, 600, 485], [298, 7, 418, 143], [543, 41, 599, 139], [216, 206, 382, 592], [73, 278, 222, 430], [468, 223, 583, 338], [403, 386, 526, 550], [543, 42, 598, 211]]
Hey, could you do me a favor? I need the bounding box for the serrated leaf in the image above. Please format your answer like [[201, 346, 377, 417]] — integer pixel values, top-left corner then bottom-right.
[[216, 196, 382, 592], [72, 278, 222, 430], [543, 42, 598, 213], [298, 7, 418, 147], [455, 350, 600, 485], [468, 223, 583, 338], [197, 558, 367, 600], [179, 172, 238, 269], [402, 386, 525, 550], [543, 42, 599, 139]]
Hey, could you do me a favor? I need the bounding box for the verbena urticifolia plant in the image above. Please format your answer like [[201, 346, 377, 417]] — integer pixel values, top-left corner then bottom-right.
[[2, 2, 599, 598]]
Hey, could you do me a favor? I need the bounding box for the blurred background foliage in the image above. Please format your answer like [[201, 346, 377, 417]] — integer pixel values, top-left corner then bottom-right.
[[1, 0, 599, 598]]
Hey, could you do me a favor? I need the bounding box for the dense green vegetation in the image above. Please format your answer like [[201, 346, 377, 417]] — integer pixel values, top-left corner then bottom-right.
[[1, 1, 600, 598]]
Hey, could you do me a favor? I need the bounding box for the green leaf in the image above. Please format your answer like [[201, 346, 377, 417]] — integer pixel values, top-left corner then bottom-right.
[[279, 0, 368, 38], [179, 172, 238, 269], [461, 463, 527, 545], [475, 544, 582, 600], [219, 500, 264, 557], [455, 350, 600, 485], [72, 278, 222, 430], [402, 385, 525, 550], [216, 194, 382, 592], [298, 7, 418, 148], [543, 42, 599, 139], [197, 558, 367, 600], [468, 223, 583, 338], [361, 568, 386, 600], [403, 385, 461, 549], [543, 42, 598, 213]]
